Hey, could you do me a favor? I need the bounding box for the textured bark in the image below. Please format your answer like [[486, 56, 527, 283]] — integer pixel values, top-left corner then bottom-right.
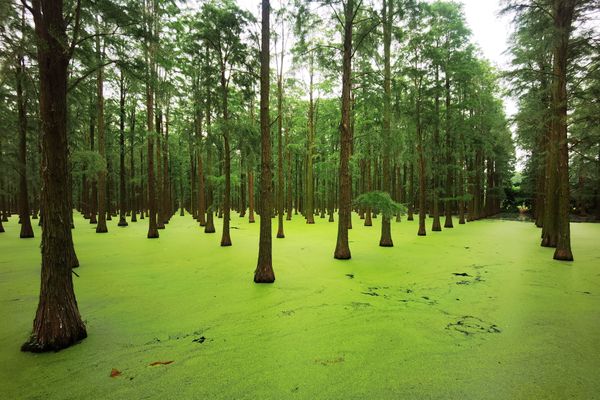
[[431, 66, 442, 232], [334, 0, 353, 260], [204, 80, 216, 234], [197, 150, 206, 226], [155, 113, 165, 229], [16, 50, 34, 238], [162, 108, 170, 225], [379, 0, 393, 247], [145, 0, 159, 239], [95, 28, 108, 234], [255, 0, 275, 283], [22, 0, 87, 352], [219, 63, 232, 245], [553, 0, 575, 261], [240, 152, 246, 218], [306, 54, 315, 224], [443, 72, 454, 228], [130, 108, 137, 222], [248, 169, 255, 223], [118, 69, 128, 227], [276, 28, 285, 239], [416, 78, 426, 236], [407, 162, 414, 221]]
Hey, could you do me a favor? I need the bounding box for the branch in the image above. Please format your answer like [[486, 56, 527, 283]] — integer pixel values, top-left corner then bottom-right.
[[67, 60, 118, 92], [351, 19, 380, 59], [67, 0, 82, 59]]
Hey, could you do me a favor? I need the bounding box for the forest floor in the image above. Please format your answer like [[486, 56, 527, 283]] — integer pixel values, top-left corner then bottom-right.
[[0, 212, 599, 399]]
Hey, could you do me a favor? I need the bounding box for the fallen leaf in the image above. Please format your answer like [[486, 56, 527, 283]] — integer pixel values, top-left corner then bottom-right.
[[149, 360, 174, 366], [110, 368, 121, 378]]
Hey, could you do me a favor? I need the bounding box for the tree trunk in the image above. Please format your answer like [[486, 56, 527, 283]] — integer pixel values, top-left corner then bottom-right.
[[118, 68, 128, 227], [276, 29, 285, 238], [95, 27, 108, 233], [255, 0, 275, 283], [334, 0, 353, 259], [431, 65, 442, 232], [219, 66, 232, 246], [16, 50, 34, 238], [22, 0, 87, 352], [379, 0, 393, 247], [552, 0, 575, 261], [130, 108, 137, 222], [146, 0, 159, 238]]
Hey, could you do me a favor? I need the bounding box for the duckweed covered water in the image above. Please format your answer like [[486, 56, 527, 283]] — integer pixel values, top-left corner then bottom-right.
[[0, 213, 598, 399]]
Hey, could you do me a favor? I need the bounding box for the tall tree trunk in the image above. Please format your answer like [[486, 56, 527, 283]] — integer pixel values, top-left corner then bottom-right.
[[553, 0, 575, 261], [248, 168, 255, 223], [197, 150, 206, 226], [130, 108, 137, 222], [95, 27, 108, 233], [220, 68, 232, 246], [118, 68, 128, 227], [162, 107, 170, 224], [334, 0, 353, 259], [380, 0, 393, 246], [306, 54, 315, 224], [276, 27, 285, 238], [416, 80, 426, 236], [145, 0, 158, 238], [443, 71, 454, 228], [204, 79, 216, 234], [431, 65, 442, 231], [255, 0, 275, 283], [16, 50, 34, 238], [155, 111, 165, 229], [22, 0, 87, 352]]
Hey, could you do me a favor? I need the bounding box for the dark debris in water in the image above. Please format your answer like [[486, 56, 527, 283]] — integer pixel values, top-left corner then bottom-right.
[[345, 273, 354, 279], [192, 336, 206, 344], [446, 316, 501, 336], [453, 272, 471, 277]]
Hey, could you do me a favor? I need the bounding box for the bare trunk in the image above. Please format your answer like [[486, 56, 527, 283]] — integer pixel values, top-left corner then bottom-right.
[[255, 0, 275, 283]]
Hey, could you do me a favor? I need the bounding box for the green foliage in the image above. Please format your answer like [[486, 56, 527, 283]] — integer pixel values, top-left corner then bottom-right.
[[71, 150, 107, 179], [353, 191, 406, 219]]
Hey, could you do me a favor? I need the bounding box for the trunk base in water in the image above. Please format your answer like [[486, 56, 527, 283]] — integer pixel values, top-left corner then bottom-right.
[[553, 248, 574, 261], [444, 218, 453, 228], [541, 236, 557, 248], [118, 218, 128, 227], [276, 232, 285, 238], [147, 229, 159, 239], [96, 225, 108, 233], [254, 267, 275, 283], [220, 236, 232, 246], [22, 329, 87, 353], [334, 247, 351, 260], [379, 239, 393, 247], [20, 228, 34, 238]]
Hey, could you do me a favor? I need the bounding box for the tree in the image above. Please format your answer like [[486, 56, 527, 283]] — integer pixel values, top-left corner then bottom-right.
[[21, 0, 87, 352], [255, 0, 275, 283]]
